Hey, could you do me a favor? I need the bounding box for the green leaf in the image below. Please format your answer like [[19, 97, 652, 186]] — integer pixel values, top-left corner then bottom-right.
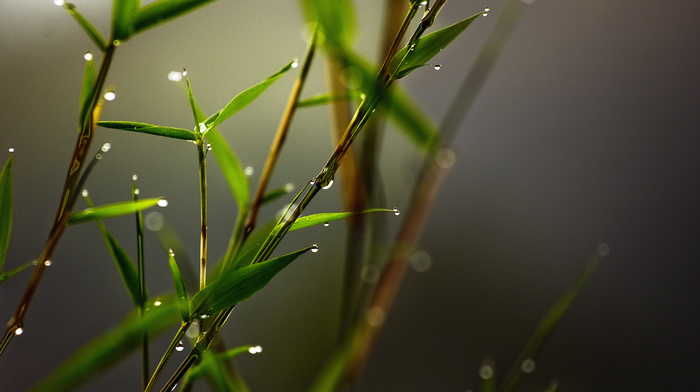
[[30, 297, 180, 392], [63, 3, 108, 51], [111, 0, 139, 41], [0, 156, 12, 271], [290, 208, 394, 231], [191, 246, 312, 316], [0, 260, 34, 284], [67, 198, 164, 225], [167, 249, 190, 322], [390, 12, 482, 78], [94, 220, 142, 306], [79, 55, 96, 130], [97, 121, 196, 141], [135, 0, 218, 34], [497, 248, 606, 392], [183, 347, 252, 391], [202, 61, 295, 131], [257, 183, 295, 207], [205, 128, 249, 211], [296, 91, 360, 108], [225, 219, 276, 272], [301, 0, 355, 51]]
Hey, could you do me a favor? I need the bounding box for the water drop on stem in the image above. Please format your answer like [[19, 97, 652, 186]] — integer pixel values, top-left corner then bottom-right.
[[311, 244, 319, 253], [14, 327, 23, 336], [175, 341, 184, 351], [393, 207, 400, 216]]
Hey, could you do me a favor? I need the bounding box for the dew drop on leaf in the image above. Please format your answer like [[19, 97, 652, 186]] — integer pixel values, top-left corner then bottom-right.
[[393, 207, 400, 216], [248, 345, 263, 354], [7, 148, 14, 153], [134, 189, 139, 195], [433, 64, 441, 70], [322, 179, 333, 190], [14, 327, 23, 336], [244, 166, 254, 176], [323, 222, 330, 227], [53, 0, 65, 6], [175, 341, 185, 351], [81, 189, 89, 197], [103, 91, 116, 101], [157, 199, 169, 207], [44, 260, 52, 267], [132, 174, 138, 181], [84, 51, 93, 61], [101, 143, 111, 152], [521, 358, 536, 373], [311, 244, 319, 253], [167, 71, 183, 82]]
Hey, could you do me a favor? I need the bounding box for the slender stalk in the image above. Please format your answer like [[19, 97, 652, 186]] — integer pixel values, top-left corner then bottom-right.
[[144, 319, 194, 392], [133, 176, 150, 389], [197, 139, 208, 291], [0, 43, 117, 354]]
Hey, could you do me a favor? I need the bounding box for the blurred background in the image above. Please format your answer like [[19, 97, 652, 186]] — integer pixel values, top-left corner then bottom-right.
[[1, 0, 699, 391]]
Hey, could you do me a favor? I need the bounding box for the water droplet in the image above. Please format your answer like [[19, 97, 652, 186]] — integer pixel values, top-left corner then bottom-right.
[[597, 242, 610, 257], [199, 313, 210, 319], [101, 143, 111, 152], [95, 153, 103, 160], [134, 188, 140, 195], [365, 306, 386, 326], [14, 327, 23, 336], [103, 91, 116, 101], [323, 222, 330, 227], [393, 207, 400, 216], [182, 69, 188, 76], [482, 12, 488, 16], [291, 59, 299, 68], [145, 212, 164, 231], [248, 345, 263, 354], [311, 244, 319, 253], [53, 0, 65, 6], [44, 260, 52, 267], [361, 265, 380, 283], [549, 379, 560, 389], [433, 64, 441, 70], [154, 299, 162, 306], [8, 147, 14, 153], [112, 40, 121, 46], [132, 174, 138, 181], [167, 71, 183, 82], [81, 189, 89, 197], [157, 199, 169, 207], [284, 183, 294, 192], [198, 123, 207, 133], [478, 365, 493, 380], [485, 7, 491, 12], [82, 51, 93, 62], [521, 358, 535, 373], [409, 250, 432, 272], [176, 341, 185, 351], [244, 166, 254, 176], [420, 1, 427, 6], [435, 148, 456, 169], [322, 179, 333, 190], [169, 249, 175, 257]]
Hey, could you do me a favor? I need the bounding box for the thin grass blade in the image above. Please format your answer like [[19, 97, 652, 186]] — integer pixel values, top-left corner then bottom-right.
[[257, 184, 294, 207], [301, 0, 356, 50], [496, 248, 607, 392], [63, 3, 108, 51], [111, 0, 139, 41], [79, 55, 96, 130], [191, 246, 313, 316], [134, 0, 218, 34], [167, 249, 190, 322], [67, 198, 164, 225], [296, 91, 360, 108], [97, 121, 196, 141], [0, 260, 34, 284], [202, 61, 295, 131], [225, 219, 277, 272], [290, 208, 393, 231], [0, 156, 12, 271], [95, 221, 143, 306], [390, 12, 482, 78], [205, 128, 249, 212], [183, 347, 252, 391], [30, 298, 179, 392]]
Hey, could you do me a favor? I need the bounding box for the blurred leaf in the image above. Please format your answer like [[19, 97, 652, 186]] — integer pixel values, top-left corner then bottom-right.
[[0, 156, 12, 271], [257, 184, 295, 207], [167, 250, 190, 322], [308, 340, 351, 392], [301, 0, 355, 51], [296, 91, 360, 108], [111, 0, 139, 41], [290, 208, 393, 231], [94, 219, 142, 306], [0, 260, 34, 284], [30, 297, 180, 392], [202, 61, 295, 131], [497, 250, 606, 392], [63, 3, 108, 51], [191, 246, 312, 316], [224, 219, 276, 272], [183, 347, 252, 391], [184, 73, 202, 125], [390, 12, 481, 78], [135, 0, 218, 34], [79, 56, 96, 129], [205, 129, 249, 211], [67, 198, 163, 225], [97, 121, 196, 141]]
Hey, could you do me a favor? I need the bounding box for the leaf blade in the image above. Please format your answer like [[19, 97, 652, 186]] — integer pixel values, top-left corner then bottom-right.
[[63, 4, 108, 51], [167, 250, 190, 322], [290, 208, 394, 231], [97, 121, 196, 141], [0, 156, 12, 271], [134, 0, 218, 34], [205, 128, 249, 211], [67, 198, 164, 225], [111, 0, 139, 41]]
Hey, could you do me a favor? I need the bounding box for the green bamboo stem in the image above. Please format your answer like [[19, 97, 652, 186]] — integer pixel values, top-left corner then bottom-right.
[[197, 139, 208, 291], [133, 176, 150, 389]]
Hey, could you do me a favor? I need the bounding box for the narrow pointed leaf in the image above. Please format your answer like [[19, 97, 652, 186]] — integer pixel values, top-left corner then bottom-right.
[[225, 219, 276, 272], [111, 0, 139, 41], [0, 260, 34, 284], [0, 156, 12, 271], [191, 246, 312, 315], [257, 184, 295, 207], [67, 198, 163, 225], [184, 73, 202, 125], [202, 61, 295, 131], [135, 0, 218, 34], [94, 220, 142, 306], [183, 347, 252, 391], [290, 208, 394, 231], [30, 298, 179, 392], [205, 128, 249, 211], [79, 56, 96, 129], [390, 12, 481, 78], [167, 250, 190, 322], [97, 121, 196, 141], [296, 91, 360, 108], [63, 4, 108, 51]]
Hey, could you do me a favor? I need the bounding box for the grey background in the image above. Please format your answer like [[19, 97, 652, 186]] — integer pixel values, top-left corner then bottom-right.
[[1, 0, 699, 391]]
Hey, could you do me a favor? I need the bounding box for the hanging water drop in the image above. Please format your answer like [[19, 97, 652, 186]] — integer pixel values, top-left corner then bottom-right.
[[323, 222, 330, 227], [101, 143, 111, 152], [103, 91, 116, 101], [154, 299, 162, 306], [53, 0, 65, 6], [167, 71, 183, 82], [132, 174, 138, 181], [182, 68, 188, 76], [185, 320, 199, 339], [521, 358, 536, 373], [291, 58, 299, 68], [8, 147, 14, 153], [83, 51, 93, 61], [175, 341, 185, 351], [393, 207, 400, 216], [81, 189, 89, 197], [479, 365, 494, 380], [44, 260, 52, 267], [169, 249, 175, 257], [244, 166, 254, 176], [322, 179, 333, 190], [433, 64, 441, 70], [134, 188, 140, 195], [248, 345, 263, 354], [157, 199, 169, 207], [14, 327, 23, 336], [311, 244, 319, 253]]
